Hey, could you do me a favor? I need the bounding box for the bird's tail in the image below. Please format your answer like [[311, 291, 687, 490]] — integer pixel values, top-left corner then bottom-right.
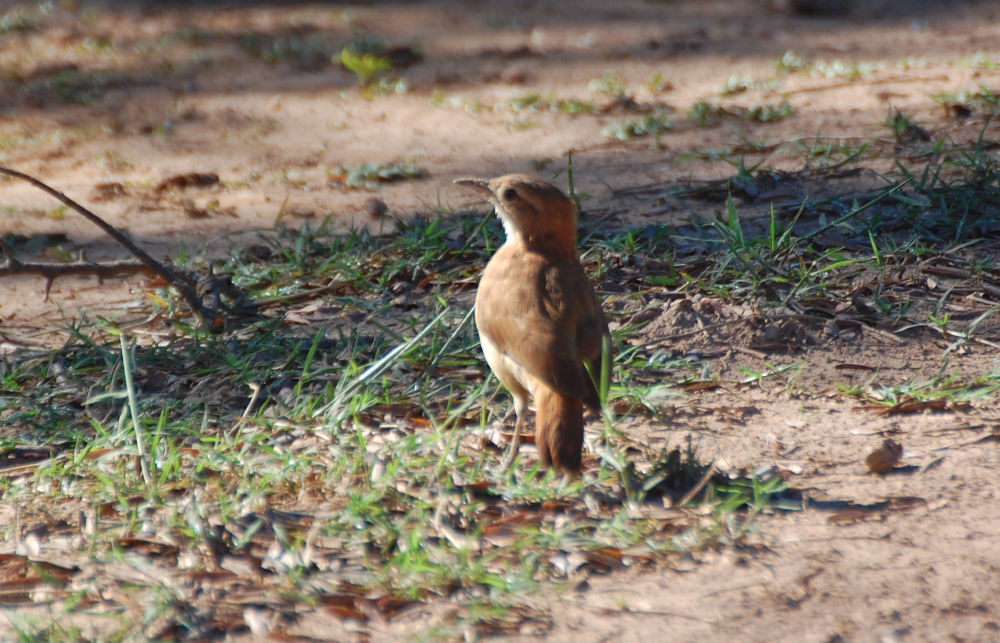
[[535, 386, 584, 473]]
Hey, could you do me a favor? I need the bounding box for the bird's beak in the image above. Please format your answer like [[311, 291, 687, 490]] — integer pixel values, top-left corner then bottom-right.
[[453, 177, 493, 196]]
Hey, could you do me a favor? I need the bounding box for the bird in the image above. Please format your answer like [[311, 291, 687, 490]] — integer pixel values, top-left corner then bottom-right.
[[454, 173, 610, 473]]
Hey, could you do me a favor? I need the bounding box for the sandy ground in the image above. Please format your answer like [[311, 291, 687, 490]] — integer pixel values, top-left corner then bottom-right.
[[2, 0, 1000, 640]]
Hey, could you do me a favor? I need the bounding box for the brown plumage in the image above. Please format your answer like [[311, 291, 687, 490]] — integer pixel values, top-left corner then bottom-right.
[[454, 174, 610, 473]]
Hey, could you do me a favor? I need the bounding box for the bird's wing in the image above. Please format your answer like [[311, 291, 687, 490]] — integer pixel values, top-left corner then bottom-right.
[[476, 248, 609, 406]]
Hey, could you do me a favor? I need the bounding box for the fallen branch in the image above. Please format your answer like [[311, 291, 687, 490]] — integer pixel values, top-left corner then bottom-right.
[[0, 252, 151, 298], [0, 166, 250, 331]]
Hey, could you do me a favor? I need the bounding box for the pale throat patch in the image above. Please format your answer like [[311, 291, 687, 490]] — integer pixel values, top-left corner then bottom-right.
[[494, 205, 521, 245]]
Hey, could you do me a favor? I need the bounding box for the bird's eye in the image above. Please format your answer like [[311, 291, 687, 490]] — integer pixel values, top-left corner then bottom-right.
[[502, 187, 518, 201]]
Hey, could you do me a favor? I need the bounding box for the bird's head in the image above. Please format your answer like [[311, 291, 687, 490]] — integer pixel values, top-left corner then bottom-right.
[[454, 174, 578, 254]]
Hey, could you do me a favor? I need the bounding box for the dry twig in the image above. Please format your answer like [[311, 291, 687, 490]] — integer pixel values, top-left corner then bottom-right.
[[0, 166, 253, 331]]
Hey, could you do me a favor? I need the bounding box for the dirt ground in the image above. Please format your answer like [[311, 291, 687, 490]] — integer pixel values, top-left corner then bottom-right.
[[2, 0, 1000, 640]]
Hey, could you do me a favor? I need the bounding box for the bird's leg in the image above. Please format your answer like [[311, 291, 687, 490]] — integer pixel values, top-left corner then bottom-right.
[[500, 392, 529, 472], [500, 412, 524, 472]]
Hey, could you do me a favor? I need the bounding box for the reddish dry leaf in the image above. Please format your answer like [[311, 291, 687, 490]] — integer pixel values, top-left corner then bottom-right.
[[503, 430, 535, 444], [96, 492, 151, 518], [321, 594, 368, 621], [96, 502, 121, 519], [834, 363, 877, 371], [539, 499, 574, 513], [154, 171, 219, 193], [610, 398, 636, 415], [0, 554, 76, 582], [416, 273, 440, 290], [681, 381, 722, 392], [0, 445, 56, 463], [619, 545, 658, 563], [374, 402, 429, 423], [0, 553, 31, 577], [449, 474, 492, 493], [0, 554, 76, 605], [207, 608, 248, 635], [372, 595, 418, 619], [888, 496, 928, 512], [828, 509, 881, 525], [879, 399, 948, 415], [482, 510, 543, 533], [446, 406, 492, 426], [183, 202, 211, 218], [828, 496, 926, 524], [482, 525, 521, 548], [0, 579, 42, 605], [91, 181, 128, 200], [582, 547, 625, 571], [474, 505, 503, 522], [118, 538, 181, 558], [355, 412, 380, 427]]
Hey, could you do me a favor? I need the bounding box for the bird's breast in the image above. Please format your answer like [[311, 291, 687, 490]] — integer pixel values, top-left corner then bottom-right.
[[477, 328, 533, 400]]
